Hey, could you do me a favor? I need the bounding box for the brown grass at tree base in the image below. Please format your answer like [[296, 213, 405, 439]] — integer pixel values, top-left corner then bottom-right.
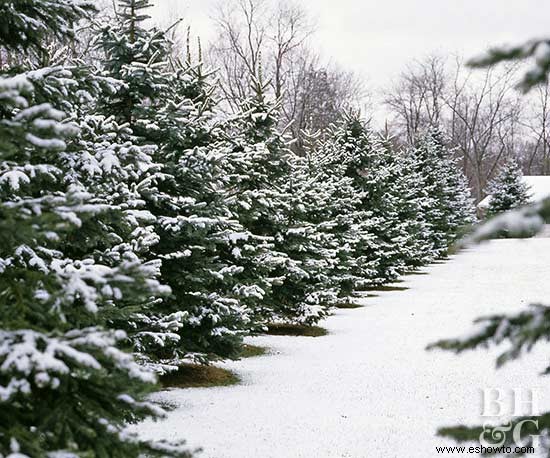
[[266, 323, 328, 337], [239, 344, 267, 358], [159, 363, 240, 389], [335, 302, 363, 309]]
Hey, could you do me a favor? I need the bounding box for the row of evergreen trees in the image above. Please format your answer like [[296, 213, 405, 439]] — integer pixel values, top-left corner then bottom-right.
[[0, 0, 475, 456]]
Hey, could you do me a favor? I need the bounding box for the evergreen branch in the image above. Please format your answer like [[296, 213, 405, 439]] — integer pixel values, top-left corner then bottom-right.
[[428, 304, 550, 369]]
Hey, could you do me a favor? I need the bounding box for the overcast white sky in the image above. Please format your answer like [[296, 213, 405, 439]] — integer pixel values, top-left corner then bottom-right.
[[149, 0, 550, 90]]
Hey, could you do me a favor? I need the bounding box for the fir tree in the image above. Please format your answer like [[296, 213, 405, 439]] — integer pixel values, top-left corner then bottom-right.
[[302, 142, 365, 301], [311, 127, 381, 297], [382, 144, 437, 269], [486, 158, 531, 217], [220, 77, 292, 325], [275, 154, 339, 321]]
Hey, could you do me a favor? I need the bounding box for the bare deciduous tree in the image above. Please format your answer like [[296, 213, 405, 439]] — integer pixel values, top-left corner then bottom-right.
[[209, 0, 314, 106], [385, 55, 447, 145], [444, 59, 522, 200], [520, 83, 550, 174], [385, 55, 524, 201], [284, 47, 369, 152], [208, 0, 367, 152]]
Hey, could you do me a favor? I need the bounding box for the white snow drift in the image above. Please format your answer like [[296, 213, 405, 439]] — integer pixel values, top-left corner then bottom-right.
[[135, 238, 550, 458]]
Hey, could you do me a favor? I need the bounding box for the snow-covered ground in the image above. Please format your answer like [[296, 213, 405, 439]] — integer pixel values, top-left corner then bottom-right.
[[135, 239, 550, 457]]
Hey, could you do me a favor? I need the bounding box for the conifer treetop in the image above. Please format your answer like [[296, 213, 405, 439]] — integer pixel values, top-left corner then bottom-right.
[[118, 0, 154, 42]]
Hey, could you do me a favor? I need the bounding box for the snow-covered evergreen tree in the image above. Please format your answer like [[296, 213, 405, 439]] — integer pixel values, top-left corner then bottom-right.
[[326, 114, 408, 285], [223, 75, 334, 324], [221, 79, 293, 325], [301, 141, 367, 300], [98, 0, 256, 364], [311, 119, 474, 296], [444, 157, 477, 239], [310, 128, 380, 296], [408, 129, 476, 256], [0, 0, 95, 53], [381, 143, 437, 269], [0, 1, 191, 456], [485, 158, 531, 217], [276, 155, 339, 320]]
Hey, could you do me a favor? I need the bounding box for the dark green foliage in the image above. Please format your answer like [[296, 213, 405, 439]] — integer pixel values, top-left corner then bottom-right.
[[0, 0, 96, 53], [98, 0, 258, 365], [0, 1, 191, 456]]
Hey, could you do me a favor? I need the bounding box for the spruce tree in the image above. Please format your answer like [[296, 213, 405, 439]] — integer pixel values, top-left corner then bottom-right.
[[444, 156, 477, 239], [327, 113, 407, 285], [98, 0, 256, 364], [383, 144, 437, 269], [220, 78, 293, 325], [276, 154, 339, 321], [223, 75, 334, 324], [408, 129, 476, 256], [486, 158, 531, 217], [313, 120, 474, 296], [0, 0, 95, 53], [0, 1, 191, 456], [310, 126, 381, 296]]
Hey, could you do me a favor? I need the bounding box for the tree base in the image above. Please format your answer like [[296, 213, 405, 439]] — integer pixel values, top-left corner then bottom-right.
[[160, 364, 240, 389], [265, 324, 328, 337]]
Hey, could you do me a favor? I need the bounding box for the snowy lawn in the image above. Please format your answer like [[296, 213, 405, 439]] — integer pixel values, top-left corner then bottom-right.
[[135, 239, 550, 457]]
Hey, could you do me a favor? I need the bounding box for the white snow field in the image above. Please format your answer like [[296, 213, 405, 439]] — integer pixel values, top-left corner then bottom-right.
[[135, 239, 550, 457]]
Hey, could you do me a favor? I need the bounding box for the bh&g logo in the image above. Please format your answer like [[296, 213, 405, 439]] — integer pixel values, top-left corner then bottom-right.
[[479, 388, 540, 448]]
